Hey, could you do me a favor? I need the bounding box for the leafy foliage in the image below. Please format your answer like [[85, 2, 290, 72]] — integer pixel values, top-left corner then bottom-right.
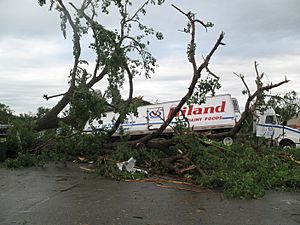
[[38, 0, 46, 6], [265, 91, 300, 122], [36, 0, 166, 131], [189, 76, 221, 105], [6, 114, 38, 155], [3, 2, 298, 201], [0, 103, 14, 124], [68, 85, 108, 129], [96, 143, 166, 180], [171, 131, 300, 198], [3, 99, 299, 199], [5, 152, 48, 168]]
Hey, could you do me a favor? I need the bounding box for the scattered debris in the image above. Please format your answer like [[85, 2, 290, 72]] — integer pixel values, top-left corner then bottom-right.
[[77, 156, 94, 164], [196, 207, 206, 213], [117, 157, 148, 174], [125, 177, 198, 187], [56, 177, 68, 182], [176, 165, 197, 174], [280, 153, 300, 165], [156, 184, 209, 193], [79, 164, 97, 173], [281, 199, 300, 205], [60, 183, 79, 192], [126, 177, 210, 193], [132, 216, 143, 219]]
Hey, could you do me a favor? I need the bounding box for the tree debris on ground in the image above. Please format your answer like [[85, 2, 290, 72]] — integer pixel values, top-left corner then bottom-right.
[[1, 1, 299, 200]]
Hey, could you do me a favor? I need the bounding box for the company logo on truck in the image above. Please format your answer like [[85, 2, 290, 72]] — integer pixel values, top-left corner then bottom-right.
[[84, 95, 240, 136], [167, 101, 226, 118]]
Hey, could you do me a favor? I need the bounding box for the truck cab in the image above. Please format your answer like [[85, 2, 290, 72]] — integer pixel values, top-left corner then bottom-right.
[[254, 108, 300, 148]]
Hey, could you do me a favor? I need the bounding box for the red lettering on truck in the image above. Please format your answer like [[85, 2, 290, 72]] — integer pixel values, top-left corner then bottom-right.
[[168, 101, 226, 118]]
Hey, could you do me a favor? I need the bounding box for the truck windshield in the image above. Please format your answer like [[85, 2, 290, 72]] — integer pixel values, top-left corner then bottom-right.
[[265, 115, 276, 124]]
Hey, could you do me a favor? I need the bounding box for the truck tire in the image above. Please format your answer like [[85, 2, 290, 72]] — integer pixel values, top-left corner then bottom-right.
[[280, 140, 295, 149], [223, 137, 233, 146]]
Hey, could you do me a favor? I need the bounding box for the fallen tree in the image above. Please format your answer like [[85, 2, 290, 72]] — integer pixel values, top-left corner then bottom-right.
[[210, 61, 289, 139], [4, 2, 298, 199], [36, 1, 289, 143], [36, 0, 165, 131], [107, 6, 289, 148], [136, 5, 224, 144]]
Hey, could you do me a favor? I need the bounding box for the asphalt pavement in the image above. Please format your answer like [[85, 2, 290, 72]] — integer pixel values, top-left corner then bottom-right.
[[0, 162, 299, 225]]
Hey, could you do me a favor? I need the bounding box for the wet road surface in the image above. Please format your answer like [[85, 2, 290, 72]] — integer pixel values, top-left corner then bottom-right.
[[0, 162, 299, 225]]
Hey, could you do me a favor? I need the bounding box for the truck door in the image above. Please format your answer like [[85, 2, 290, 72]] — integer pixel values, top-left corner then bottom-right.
[[147, 107, 164, 130], [256, 114, 276, 138]]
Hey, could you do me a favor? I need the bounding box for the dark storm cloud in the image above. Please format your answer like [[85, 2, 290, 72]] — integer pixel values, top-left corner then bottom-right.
[[0, 0, 299, 113], [145, 0, 300, 59]]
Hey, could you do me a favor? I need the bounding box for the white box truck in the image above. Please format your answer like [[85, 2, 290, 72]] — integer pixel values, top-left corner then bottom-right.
[[84, 94, 241, 137], [254, 108, 300, 148], [84, 93, 300, 148]]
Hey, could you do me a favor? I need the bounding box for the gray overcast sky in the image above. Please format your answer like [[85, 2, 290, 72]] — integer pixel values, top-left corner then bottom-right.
[[0, 0, 299, 114]]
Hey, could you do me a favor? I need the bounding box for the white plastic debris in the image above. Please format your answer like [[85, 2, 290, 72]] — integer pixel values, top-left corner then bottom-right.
[[116, 157, 148, 174]]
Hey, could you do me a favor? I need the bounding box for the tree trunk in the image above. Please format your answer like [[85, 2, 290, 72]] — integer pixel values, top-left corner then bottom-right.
[[35, 91, 73, 131]]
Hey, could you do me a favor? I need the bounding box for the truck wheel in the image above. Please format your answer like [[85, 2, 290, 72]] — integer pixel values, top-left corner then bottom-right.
[[223, 137, 233, 146], [280, 141, 295, 149]]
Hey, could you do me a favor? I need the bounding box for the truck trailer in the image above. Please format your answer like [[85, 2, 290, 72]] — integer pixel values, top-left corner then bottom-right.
[[84, 93, 300, 148], [84, 94, 241, 138]]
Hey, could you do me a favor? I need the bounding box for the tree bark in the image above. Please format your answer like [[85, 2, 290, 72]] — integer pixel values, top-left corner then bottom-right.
[[210, 63, 289, 139], [135, 6, 225, 144]]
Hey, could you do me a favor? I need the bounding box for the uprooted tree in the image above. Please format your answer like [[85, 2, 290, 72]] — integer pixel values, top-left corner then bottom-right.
[[36, 0, 165, 131], [4, 1, 297, 199], [209, 61, 289, 140], [114, 5, 289, 147], [36, 0, 289, 145]]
